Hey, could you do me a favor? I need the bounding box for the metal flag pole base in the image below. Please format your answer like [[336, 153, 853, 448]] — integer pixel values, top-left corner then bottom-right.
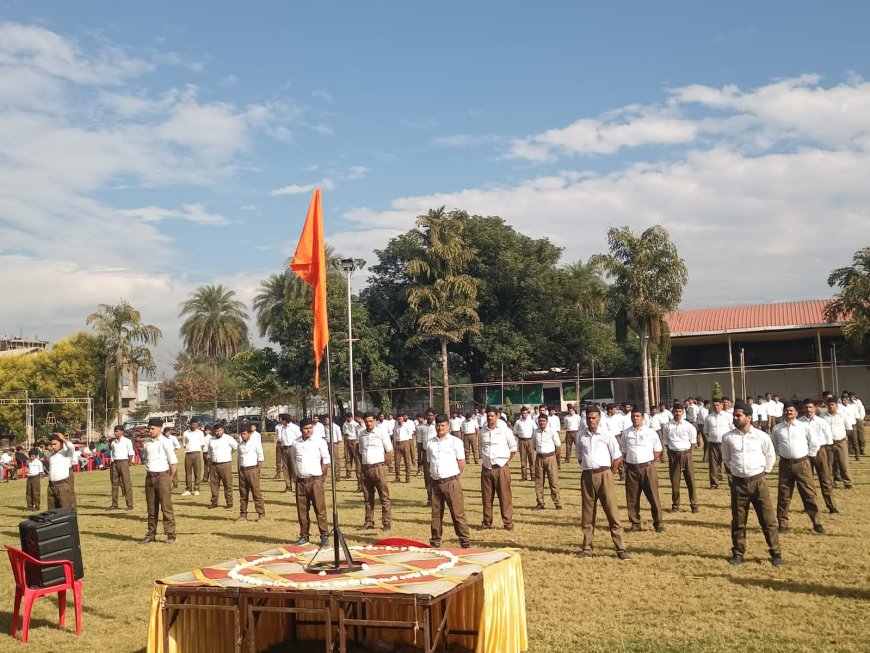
[[303, 525, 363, 574]]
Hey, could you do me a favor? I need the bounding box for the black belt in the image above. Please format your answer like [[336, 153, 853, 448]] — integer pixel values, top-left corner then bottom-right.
[[362, 462, 384, 470], [435, 475, 458, 483], [485, 464, 504, 470], [185, 451, 201, 454], [626, 461, 654, 468], [281, 444, 294, 448], [49, 479, 69, 485], [732, 472, 765, 484], [782, 456, 808, 464], [536, 452, 555, 458], [297, 475, 322, 482], [241, 465, 259, 470], [584, 466, 610, 474], [146, 471, 168, 477]]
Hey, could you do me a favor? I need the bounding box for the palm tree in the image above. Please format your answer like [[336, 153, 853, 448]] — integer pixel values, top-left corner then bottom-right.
[[406, 207, 481, 414], [590, 225, 687, 413], [825, 246, 870, 352], [564, 257, 609, 317], [179, 285, 249, 418], [86, 301, 162, 424]]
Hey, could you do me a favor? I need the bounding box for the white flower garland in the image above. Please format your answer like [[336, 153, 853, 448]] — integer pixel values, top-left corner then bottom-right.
[[227, 545, 459, 590]]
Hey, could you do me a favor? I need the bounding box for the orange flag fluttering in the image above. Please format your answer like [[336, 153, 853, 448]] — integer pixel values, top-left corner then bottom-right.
[[290, 188, 329, 388]]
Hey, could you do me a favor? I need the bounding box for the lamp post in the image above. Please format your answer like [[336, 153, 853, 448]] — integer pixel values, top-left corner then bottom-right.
[[337, 258, 366, 421]]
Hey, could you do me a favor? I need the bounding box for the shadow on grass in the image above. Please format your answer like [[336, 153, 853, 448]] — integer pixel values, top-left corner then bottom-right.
[[665, 518, 729, 530], [728, 576, 870, 601], [0, 610, 65, 634], [80, 529, 146, 542], [626, 545, 726, 561], [219, 532, 295, 545]]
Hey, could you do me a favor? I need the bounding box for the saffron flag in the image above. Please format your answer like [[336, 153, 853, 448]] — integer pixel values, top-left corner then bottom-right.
[[290, 188, 329, 388]]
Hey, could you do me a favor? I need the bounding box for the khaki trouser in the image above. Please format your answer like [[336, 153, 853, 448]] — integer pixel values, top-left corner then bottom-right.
[[831, 438, 853, 486], [361, 463, 391, 527], [517, 438, 534, 480], [296, 476, 328, 539], [110, 459, 134, 509], [184, 452, 202, 493], [209, 461, 233, 507], [856, 418, 866, 454], [707, 442, 730, 487], [68, 469, 77, 510], [280, 445, 296, 491], [480, 464, 513, 528], [812, 446, 837, 512], [580, 468, 625, 553], [416, 442, 426, 474], [48, 478, 74, 511], [777, 457, 820, 527], [563, 431, 577, 462], [422, 447, 433, 503], [463, 433, 479, 464], [275, 441, 284, 476], [345, 440, 361, 483], [625, 461, 664, 527], [26, 476, 41, 510], [668, 449, 698, 509], [238, 465, 265, 517], [846, 429, 859, 459], [203, 456, 211, 483], [430, 475, 470, 547], [730, 473, 780, 557], [145, 471, 175, 538], [534, 452, 561, 507], [394, 440, 413, 482]]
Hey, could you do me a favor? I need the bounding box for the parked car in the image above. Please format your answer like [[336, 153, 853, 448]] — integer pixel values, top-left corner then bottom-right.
[[226, 414, 276, 433]]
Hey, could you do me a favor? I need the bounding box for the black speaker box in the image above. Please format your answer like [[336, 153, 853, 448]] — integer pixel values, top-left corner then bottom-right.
[[18, 508, 84, 587]]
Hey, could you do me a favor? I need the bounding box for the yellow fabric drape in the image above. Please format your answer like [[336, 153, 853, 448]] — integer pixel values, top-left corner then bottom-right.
[[146, 552, 527, 653]]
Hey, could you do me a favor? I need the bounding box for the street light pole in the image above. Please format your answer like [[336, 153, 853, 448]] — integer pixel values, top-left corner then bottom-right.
[[337, 258, 366, 421]]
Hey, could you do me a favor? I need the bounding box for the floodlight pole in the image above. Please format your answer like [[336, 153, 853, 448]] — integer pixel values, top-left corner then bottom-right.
[[337, 258, 366, 419]]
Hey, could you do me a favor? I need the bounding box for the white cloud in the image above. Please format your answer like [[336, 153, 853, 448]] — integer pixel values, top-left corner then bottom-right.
[[344, 165, 369, 180], [219, 74, 238, 88], [432, 133, 506, 148], [116, 203, 228, 225], [269, 178, 335, 196]]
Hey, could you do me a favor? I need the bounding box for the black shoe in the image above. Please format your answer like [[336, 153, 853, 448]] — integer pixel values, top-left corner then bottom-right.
[[728, 553, 744, 566], [532, 503, 545, 511], [691, 507, 699, 514], [106, 505, 118, 511], [616, 551, 630, 560], [320, 535, 330, 548], [578, 549, 592, 559], [291, 537, 309, 546], [813, 524, 826, 534], [382, 524, 391, 532], [770, 554, 785, 567], [363, 522, 375, 530], [779, 525, 790, 534], [625, 524, 641, 533], [478, 524, 491, 531], [504, 524, 514, 531], [207, 504, 218, 509], [669, 507, 680, 513], [555, 504, 563, 510], [654, 525, 666, 533], [166, 537, 176, 545], [139, 536, 156, 545], [844, 484, 853, 490], [829, 507, 840, 514], [460, 542, 471, 549]]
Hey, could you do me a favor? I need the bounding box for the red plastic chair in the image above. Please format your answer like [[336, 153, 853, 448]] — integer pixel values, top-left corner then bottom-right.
[[5, 546, 82, 643], [375, 538, 431, 548]]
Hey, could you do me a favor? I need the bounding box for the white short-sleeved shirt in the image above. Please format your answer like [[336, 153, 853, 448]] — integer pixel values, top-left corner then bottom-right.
[[415, 422, 430, 444], [461, 418, 478, 435], [575, 428, 621, 470], [395, 421, 415, 442], [277, 422, 302, 446], [325, 423, 342, 443], [449, 417, 464, 432], [110, 436, 136, 461], [563, 413, 582, 431], [721, 426, 776, 478], [208, 434, 238, 464], [664, 420, 697, 452], [143, 435, 178, 473], [772, 420, 818, 459], [533, 426, 561, 455], [27, 459, 45, 477], [294, 436, 331, 478], [824, 412, 848, 441], [238, 439, 265, 467], [547, 414, 561, 432], [342, 420, 358, 441], [704, 412, 733, 444], [48, 440, 76, 481], [479, 422, 517, 468], [359, 428, 393, 465], [513, 416, 535, 439], [800, 415, 833, 447], [183, 429, 206, 453], [620, 425, 662, 464], [427, 434, 465, 480]]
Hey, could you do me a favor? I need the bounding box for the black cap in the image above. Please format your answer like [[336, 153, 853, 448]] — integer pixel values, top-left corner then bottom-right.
[[435, 414, 449, 424], [113, 425, 124, 432], [148, 417, 164, 427], [299, 417, 313, 428], [279, 413, 291, 420], [29, 448, 40, 456], [189, 418, 199, 424]]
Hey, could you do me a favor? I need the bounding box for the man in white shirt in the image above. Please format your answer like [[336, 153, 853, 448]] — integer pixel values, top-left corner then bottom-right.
[[824, 400, 853, 489], [393, 412, 415, 483], [201, 425, 213, 483], [181, 418, 206, 497], [25, 449, 45, 511], [414, 413, 430, 479], [109, 424, 136, 510], [46, 429, 76, 510], [460, 412, 480, 464], [839, 393, 860, 460], [163, 427, 181, 490], [664, 405, 699, 513], [140, 418, 178, 544], [420, 409, 437, 505], [479, 406, 518, 531], [449, 411, 463, 439], [563, 405, 582, 463], [621, 409, 664, 532], [772, 402, 824, 534], [427, 414, 471, 548], [754, 396, 768, 432], [474, 407, 487, 429], [343, 413, 362, 487], [848, 391, 866, 455], [312, 415, 326, 441], [575, 405, 627, 559], [800, 400, 837, 514], [704, 400, 733, 489], [532, 413, 562, 510], [359, 412, 394, 530], [512, 406, 535, 481], [291, 418, 331, 547], [276, 414, 301, 493], [236, 425, 265, 523], [207, 424, 238, 510], [721, 401, 783, 566]]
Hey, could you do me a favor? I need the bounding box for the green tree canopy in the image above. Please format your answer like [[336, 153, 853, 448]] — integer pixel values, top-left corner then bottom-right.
[[826, 246, 870, 353]]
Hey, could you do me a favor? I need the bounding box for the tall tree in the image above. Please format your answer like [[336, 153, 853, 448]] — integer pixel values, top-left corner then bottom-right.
[[825, 246, 870, 352], [591, 225, 687, 412], [564, 257, 609, 317], [86, 301, 161, 424], [178, 284, 249, 418], [405, 207, 481, 414]]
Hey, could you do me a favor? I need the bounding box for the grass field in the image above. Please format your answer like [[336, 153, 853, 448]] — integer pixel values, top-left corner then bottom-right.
[[0, 445, 868, 653]]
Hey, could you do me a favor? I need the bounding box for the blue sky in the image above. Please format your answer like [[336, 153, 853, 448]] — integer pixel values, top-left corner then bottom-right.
[[1, 1, 869, 370]]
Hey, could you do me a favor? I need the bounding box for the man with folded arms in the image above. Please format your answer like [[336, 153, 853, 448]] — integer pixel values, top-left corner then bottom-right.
[[427, 414, 471, 549], [621, 408, 664, 533], [772, 402, 825, 534], [359, 412, 393, 531], [664, 405, 699, 514], [181, 418, 206, 497], [479, 406, 517, 531], [140, 418, 177, 544], [800, 400, 837, 514], [292, 418, 330, 547], [532, 412, 562, 510], [721, 401, 783, 566], [576, 405, 628, 559]]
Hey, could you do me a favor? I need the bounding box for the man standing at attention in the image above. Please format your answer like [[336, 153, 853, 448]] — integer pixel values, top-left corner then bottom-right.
[[460, 412, 480, 465], [207, 424, 237, 510], [563, 404, 582, 464], [800, 400, 837, 514], [108, 424, 135, 510], [291, 418, 330, 547], [664, 404, 699, 513], [343, 413, 362, 486], [621, 408, 664, 533], [236, 425, 266, 523], [703, 399, 733, 489], [140, 418, 177, 544], [427, 414, 471, 549], [479, 406, 517, 531], [181, 418, 205, 497], [532, 412, 562, 510], [825, 399, 853, 489], [359, 412, 394, 531], [576, 405, 628, 559], [393, 412, 415, 483], [276, 414, 300, 493], [512, 406, 535, 481], [721, 401, 783, 566]]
